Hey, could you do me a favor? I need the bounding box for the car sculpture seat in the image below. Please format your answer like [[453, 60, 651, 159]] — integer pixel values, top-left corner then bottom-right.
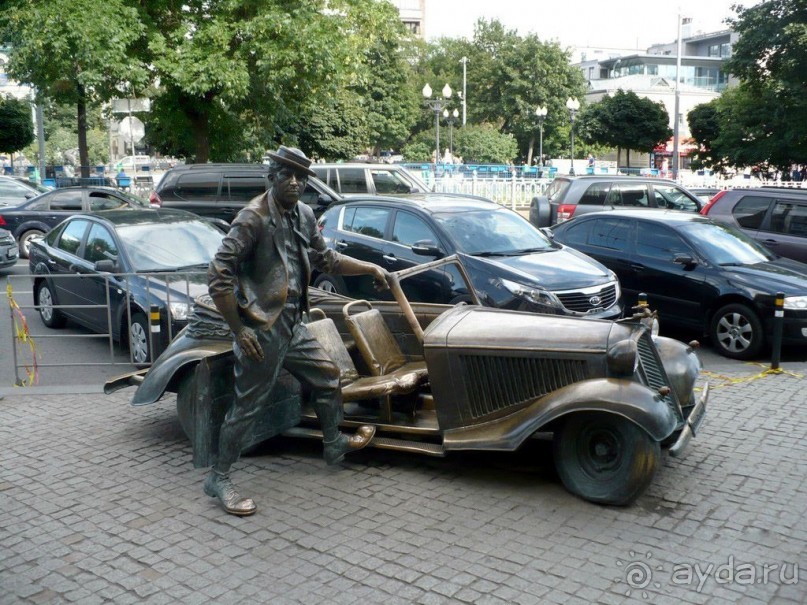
[[341, 300, 428, 421]]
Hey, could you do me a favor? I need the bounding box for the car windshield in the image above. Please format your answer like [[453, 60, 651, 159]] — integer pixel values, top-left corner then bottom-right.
[[433, 209, 554, 255], [678, 221, 777, 265], [117, 219, 224, 272]]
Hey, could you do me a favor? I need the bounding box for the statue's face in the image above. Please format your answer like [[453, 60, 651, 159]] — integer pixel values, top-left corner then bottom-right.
[[272, 166, 308, 211]]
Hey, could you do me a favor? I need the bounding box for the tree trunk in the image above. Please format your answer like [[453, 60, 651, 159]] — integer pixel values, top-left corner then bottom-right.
[[189, 109, 210, 163], [76, 85, 90, 178], [527, 135, 535, 167], [626, 149, 631, 168]]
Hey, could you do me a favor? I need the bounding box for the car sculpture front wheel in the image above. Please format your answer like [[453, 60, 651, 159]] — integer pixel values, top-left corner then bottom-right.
[[553, 412, 660, 506]]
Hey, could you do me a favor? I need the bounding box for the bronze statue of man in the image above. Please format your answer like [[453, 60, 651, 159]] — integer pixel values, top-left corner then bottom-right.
[[205, 146, 387, 516]]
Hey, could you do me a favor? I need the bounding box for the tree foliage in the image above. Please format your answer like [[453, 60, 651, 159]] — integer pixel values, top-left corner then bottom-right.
[[2, 0, 147, 175], [577, 90, 671, 167], [687, 0, 807, 171], [0, 95, 34, 154]]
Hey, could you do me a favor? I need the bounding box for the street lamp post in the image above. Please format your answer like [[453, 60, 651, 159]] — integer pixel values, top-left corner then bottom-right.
[[423, 83, 452, 167], [565, 97, 580, 175], [443, 108, 459, 159], [535, 105, 548, 168]]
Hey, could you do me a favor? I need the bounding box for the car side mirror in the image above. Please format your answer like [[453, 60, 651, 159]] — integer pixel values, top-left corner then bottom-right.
[[540, 227, 555, 239], [412, 239, 443, 258], [673, 254, 697, 267], [318, 194, 334, 206], [95, 259, 117, 272]]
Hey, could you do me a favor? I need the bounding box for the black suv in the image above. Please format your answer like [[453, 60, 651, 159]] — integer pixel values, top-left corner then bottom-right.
[[529, 175, 703, 228], [314, 194, 622, 319], [701, 186, 807, 263], [149, 163, 341, 222]]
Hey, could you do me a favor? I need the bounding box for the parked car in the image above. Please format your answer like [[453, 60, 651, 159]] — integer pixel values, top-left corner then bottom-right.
[[0, 186, 148, 258], [115, 155, 153, 173], [311, 162, 432, 196], [0, 174, 43, 207], [0, 228, 19, 270], [11, 176, 53, 193], [687, 187, 723, 203], [550, 209, 807, 359], [28, 208, 224, 364], [701, 186, 807, 263], [315, 195, 622, 319], [105, 256, 708, 506], [149, 163, 341, 222], [529, 175, 703, 228]]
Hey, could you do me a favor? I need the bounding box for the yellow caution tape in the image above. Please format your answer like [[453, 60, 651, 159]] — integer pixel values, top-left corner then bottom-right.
[[6, 282, 38, 386], [698, 362, 802, 390]]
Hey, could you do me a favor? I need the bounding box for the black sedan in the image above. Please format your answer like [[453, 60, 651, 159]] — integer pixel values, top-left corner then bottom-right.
[[315, 195, 622, 319], [0, 186, 148, 258], [551, 209, 807, 359], [28, 209, 224, 364]]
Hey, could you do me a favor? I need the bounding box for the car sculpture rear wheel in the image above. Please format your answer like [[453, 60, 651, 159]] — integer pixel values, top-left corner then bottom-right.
[[553, 412, 660, 506], [36, 282, 66, 328], [709, 303, 763, 360]]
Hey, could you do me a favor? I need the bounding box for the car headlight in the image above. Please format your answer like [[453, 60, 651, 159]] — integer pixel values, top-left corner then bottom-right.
[[607, 339, 638, 376], [168, 302, 190, 320], [784, 296, 807, 311], [500, 278, 561, 308]]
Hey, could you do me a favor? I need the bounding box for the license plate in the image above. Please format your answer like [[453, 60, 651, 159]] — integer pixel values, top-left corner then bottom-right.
[[6, 246, 18, 259]]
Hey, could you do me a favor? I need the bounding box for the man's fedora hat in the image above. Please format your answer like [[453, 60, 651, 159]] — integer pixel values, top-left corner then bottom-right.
[[266, 146, 316, 177]]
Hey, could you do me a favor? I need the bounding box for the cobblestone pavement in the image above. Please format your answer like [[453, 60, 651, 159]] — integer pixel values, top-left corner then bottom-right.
[[1, 365, 805, 604]]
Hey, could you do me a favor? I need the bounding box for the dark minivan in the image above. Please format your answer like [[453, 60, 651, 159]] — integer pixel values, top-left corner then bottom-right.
[[149, 163, 341, 222]]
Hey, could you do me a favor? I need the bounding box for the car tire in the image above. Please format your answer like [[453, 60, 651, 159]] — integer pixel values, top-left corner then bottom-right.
[[553, 412, 660, 506], [19, 229, 45, 259], [709, 303, 764, 360], [128, 312, 152, 366], [36, 281, 66, 329], [313, 274, 347, 295]]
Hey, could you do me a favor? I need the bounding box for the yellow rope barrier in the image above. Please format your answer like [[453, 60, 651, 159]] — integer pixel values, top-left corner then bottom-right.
[[6, 282, 38, 386], [699, 362, 802, 390]]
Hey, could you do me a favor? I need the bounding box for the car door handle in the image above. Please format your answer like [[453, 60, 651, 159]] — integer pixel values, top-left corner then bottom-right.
[[629, 263, 645, 271], [69, 264, 88, 274], [762, 239, 779, 245], [382, 254, 396, 263], [335, 240, 347, 249]]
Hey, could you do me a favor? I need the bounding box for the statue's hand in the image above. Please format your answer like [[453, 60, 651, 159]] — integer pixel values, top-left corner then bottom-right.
[[372, 266, 391, 291], [236, 326, 264, 361]]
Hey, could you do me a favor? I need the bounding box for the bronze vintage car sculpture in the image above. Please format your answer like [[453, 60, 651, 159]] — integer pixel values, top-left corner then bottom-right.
[[106, 256, 708, 506]]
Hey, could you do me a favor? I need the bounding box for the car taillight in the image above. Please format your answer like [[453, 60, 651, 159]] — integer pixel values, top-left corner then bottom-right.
[[700, 190, 726, 215], [148, 191, 162, 208], [556, 204, 576, 222], [0, 215, 6, 226]]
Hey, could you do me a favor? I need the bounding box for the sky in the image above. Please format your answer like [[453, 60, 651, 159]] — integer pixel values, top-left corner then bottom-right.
[[424, 0, 762, 50]]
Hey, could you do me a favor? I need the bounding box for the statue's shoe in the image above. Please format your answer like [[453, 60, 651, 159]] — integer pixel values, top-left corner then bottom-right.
[[323, 425, 376, 465], [203, 472, 257, 516]]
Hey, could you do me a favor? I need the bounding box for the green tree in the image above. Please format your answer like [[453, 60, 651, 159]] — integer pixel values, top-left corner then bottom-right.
[[2, 0, 147, 176], [577, 90, 671, 167], [418, 20, 586, 165], [714, 0, 807, 170], [0, 95, 34, 157]]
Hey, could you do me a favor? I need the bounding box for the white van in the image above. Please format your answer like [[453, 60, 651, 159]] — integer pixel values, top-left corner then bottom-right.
[[115, 155, 152, 173]]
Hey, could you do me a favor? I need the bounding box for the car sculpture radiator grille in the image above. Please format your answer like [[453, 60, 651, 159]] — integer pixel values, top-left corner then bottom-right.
[[636, 332, 680, 418], [458, 354, 588, 421], [555, 283, 618, 314]]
